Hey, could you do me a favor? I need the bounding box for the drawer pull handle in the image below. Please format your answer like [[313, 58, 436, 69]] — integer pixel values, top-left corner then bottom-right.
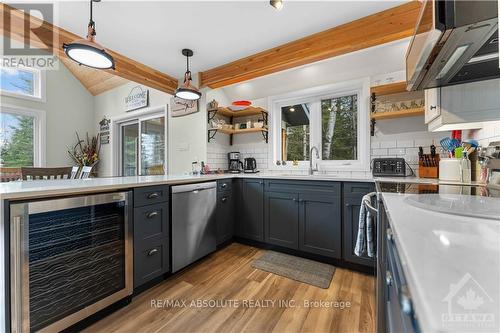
[[221, 183, 227, 188], [147, 192, 160, 199], [147, 211, 158, 219], [221, 197, 227, 203], [148, 248, 159, 256], [386, 229, 393, 242]]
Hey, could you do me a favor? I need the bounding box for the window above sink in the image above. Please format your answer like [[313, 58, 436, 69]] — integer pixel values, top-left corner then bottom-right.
[[269, 78, 370, 172]]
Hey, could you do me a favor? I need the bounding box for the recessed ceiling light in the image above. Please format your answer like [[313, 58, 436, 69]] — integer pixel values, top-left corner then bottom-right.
[[63, 0, 115, 70], [270, 0, 283, 11], [289, 107, 295, 112]]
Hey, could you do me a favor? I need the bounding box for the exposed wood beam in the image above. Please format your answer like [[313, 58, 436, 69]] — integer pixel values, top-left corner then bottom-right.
[[199, 1, 422, 89], [1, 3, 178, 94]]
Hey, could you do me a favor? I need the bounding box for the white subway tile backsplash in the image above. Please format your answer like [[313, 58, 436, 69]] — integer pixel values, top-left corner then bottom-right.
[[396, 139, 414, 148], [414, 138, 433, 147], [370, 141, 380, 149], [388, 148, 406, 156], [372, 148, 388, 156], [380, 141, 397, 148]]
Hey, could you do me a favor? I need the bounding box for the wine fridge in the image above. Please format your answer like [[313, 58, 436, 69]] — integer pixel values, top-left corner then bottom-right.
[[9, 192, 132, 332]]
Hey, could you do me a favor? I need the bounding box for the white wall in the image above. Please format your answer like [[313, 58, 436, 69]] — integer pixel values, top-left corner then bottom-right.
[[93, 81, 207, 176], [1, 61, 94, 167]]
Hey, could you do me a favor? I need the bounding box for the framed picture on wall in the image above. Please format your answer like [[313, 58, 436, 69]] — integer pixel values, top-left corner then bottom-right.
[[170, 97, 199, 117]]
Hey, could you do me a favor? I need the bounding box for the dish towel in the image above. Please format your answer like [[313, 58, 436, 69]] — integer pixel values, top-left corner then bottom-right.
[[354, 194, 375, 258]]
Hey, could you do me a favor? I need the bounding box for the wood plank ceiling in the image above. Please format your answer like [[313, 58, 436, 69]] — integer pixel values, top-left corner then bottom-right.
[[1, 3, 178, 95], [199, 1, 422, 89]]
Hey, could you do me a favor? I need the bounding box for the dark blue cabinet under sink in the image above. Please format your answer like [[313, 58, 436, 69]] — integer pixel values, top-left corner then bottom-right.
[[235, 179, 265, 242]]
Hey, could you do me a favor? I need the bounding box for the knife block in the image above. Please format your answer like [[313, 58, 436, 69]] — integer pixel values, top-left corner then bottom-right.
[[418, 154, 440, 178]]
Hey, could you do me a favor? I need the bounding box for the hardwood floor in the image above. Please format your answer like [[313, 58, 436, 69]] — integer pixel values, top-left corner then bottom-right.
[[84, 243, 376, 333]]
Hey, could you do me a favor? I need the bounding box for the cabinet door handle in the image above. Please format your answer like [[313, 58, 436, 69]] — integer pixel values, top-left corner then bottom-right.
[[345, 203, 350, 207], [386, 271, 393, 286], [259, 181, 263, 185], [399, 286, 413, 315], [430, 105, 437, 110], [221, 197, 227, 203], [146, 211, 158, 219], [221, 183, 227, 188], [147, 248, 159, 256], [386, 228, 393, 242], [147, 192, 159, 199]]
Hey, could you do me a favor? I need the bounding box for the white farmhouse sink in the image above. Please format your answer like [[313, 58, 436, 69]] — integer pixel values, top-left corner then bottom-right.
[[404, 194, 500, 220]]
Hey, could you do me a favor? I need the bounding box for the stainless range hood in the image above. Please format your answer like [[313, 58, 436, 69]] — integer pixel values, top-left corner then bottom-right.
[[406, 0, 499, 91]]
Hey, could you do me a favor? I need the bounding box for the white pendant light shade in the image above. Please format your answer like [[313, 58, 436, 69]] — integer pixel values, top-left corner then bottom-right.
[[175, 49, 202, 101], [64, 39, 114, 69], [63, 0, 115, 70]]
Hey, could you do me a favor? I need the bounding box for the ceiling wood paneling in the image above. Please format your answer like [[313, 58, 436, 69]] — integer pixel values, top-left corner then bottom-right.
[[199, 1, 422, 89], [1, 3, 178, 95]]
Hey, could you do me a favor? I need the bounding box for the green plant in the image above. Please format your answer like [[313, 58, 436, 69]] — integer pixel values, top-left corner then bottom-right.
[[68, 132, 100, 167]]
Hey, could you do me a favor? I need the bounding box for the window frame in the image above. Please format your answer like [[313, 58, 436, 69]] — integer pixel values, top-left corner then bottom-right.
[[268, 78, 370, 172], [0, 104, 47, 167], [0, 67, 46, 102]]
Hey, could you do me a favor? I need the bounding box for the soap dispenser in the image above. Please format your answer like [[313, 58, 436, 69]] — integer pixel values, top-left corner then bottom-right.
[[460, 151, 471, 184]]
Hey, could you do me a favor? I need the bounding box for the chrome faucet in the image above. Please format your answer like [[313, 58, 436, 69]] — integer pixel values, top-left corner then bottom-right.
[[309, 146, 320, 175]]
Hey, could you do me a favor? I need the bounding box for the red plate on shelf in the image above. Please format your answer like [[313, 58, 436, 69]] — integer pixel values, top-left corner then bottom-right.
[[232, 100, 251, 106]]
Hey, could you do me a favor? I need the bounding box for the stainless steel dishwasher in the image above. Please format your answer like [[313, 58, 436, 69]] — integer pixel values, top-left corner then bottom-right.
[[171, 181, 217, 272]]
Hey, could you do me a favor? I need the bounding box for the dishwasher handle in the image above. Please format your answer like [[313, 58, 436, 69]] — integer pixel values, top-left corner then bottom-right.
[[171, 182, 217, 194]]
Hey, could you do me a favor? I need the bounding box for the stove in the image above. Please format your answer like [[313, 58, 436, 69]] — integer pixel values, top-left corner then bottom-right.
[[376, 182, 498, 197]]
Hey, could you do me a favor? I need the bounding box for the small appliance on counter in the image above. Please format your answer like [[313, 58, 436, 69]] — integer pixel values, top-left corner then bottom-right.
[[372, 158, 406, 177], [228, 152, 243, 173], [243, 157, 259, 173]]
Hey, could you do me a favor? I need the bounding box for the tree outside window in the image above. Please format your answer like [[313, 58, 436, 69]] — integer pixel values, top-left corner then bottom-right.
[[0, 112, 35, 167], [321, 94, 358, 161]]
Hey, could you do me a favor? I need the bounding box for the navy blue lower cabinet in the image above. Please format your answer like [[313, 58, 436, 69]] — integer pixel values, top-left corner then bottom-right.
[[216, 189, 234, 245], [264, 191, 299, 249], [298, 193, 342, 259], [235, 179, 264, 241], [342, 182, 376, 267]]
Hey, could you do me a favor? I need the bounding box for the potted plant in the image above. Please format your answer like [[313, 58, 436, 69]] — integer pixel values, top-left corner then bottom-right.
[[68, 132, 101, 177]]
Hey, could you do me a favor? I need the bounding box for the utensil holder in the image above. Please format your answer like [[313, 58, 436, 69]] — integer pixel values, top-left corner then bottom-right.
[[419, 154, 440, 178]]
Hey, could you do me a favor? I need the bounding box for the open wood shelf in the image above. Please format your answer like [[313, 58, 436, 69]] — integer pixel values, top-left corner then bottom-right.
[[208, 106, 267, 118], [370, 82, 408, 96], [370, 107, 425, 120], [208, 127, 268, 135]]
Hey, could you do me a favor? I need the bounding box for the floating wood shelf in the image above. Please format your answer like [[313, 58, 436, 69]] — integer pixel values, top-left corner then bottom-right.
[[370, 82, 408, 96], [208, 127, 268, 135], [208, 106, 267, 118], [370, 107, 425, 120]]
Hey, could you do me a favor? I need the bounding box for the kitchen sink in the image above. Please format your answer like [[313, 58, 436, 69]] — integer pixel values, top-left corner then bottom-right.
[[404, 194, 500, 220]]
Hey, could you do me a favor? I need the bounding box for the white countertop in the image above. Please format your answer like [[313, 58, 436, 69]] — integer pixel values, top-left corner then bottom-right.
[[381, 192, 500, 333], [0, 173, 377, 200]]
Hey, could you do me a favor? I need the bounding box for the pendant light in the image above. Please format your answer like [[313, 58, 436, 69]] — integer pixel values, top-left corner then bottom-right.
[[63, 0, 115, 70], [175, 49, 202, 101], [270, 0, 284, 10]]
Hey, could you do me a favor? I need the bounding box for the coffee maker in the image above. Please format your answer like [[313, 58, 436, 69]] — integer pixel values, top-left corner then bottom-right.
[[228, 152, 243, 173]]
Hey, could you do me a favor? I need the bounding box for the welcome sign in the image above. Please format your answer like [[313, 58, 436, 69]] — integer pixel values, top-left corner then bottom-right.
[[125, 86, 149, 111]]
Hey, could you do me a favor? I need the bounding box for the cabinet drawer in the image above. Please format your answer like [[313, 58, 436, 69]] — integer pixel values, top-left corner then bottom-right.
[[134, 185, 169, 207], [217, 179, 233, 193], [134, 204, 169, 241], [343, 182, 375, 197], [134, 239, 169, 288], [265, 180, 341, 194]]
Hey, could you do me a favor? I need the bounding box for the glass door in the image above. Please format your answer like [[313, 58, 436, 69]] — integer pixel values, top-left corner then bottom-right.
[[119, 114, 166, 176], [140, 116, 165, 175], [121, 122, 139, 177]]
